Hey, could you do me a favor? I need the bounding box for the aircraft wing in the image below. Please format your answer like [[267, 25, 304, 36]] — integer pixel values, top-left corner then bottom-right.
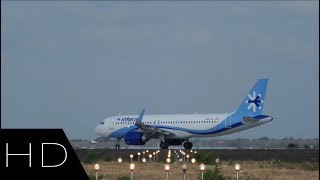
[[135, 109, 175, 138]]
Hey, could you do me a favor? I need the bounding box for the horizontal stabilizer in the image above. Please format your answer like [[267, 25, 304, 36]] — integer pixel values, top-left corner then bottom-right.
[[243, 116, 259, 124]]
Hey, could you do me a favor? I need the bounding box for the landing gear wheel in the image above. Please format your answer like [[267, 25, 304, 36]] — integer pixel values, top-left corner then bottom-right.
[[115, 138, 121, 149], [184, 142, 193, 149], [160, 141, 169, 149], [115, 144, 120, 149]]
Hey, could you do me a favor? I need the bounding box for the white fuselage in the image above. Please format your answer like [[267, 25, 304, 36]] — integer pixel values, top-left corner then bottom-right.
[[95, 113, 272, 140]]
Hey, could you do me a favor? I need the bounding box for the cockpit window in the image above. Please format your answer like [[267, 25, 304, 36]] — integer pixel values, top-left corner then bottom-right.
[[100, 121, 104, 125]]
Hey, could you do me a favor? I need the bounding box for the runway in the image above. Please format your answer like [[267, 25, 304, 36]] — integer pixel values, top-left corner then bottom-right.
[[75, 148, 319, 162]]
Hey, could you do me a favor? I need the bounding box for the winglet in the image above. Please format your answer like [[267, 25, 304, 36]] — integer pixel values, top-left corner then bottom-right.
[[136, 108, 145, 124]]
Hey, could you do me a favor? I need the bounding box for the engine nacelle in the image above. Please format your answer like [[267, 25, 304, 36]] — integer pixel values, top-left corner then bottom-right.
[[124, 131, 147, 145]]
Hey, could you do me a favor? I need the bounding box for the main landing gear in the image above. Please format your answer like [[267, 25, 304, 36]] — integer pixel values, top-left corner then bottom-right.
[[160, 141, 169, 149], [115, 144, 120, 149], [184, 141, 193, 149], [159, 141, 193, 149], [115, 138, 121, 149]]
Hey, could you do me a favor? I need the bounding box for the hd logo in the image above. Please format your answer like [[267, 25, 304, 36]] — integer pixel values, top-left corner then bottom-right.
[[5, 142, 67, 167], [0, 129, 88, 180]]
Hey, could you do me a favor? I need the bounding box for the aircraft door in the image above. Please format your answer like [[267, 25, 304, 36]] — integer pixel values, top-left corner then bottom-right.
[[109, 118, 115, 130], [225, 115, 232, 128]]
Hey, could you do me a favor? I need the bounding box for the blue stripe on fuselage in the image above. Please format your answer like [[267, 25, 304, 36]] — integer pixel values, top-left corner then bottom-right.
[[108, 115, 245, 138]]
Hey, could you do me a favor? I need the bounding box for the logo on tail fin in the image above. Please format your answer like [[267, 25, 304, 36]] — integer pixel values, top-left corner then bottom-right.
[[245, 91, 264, 112]]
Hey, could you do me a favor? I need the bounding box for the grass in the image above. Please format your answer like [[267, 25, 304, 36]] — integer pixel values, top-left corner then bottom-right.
[[82, 160, 319, 180], [268, 159, 319, 171], [221, 160, 319, 180]]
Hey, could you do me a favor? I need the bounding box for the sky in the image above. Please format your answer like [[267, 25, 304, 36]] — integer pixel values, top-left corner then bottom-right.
[[1, 1, 319, 140]]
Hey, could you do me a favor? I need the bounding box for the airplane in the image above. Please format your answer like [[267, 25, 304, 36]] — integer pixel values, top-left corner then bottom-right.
[[95, 78, 273, 149]]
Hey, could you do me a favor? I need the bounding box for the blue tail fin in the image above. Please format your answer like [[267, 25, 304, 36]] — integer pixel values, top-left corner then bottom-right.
[[235, 78, 268, 117]]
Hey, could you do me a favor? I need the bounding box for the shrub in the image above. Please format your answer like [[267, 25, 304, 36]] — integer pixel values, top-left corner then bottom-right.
[[202, 165, 227, 180], [83, 150, 99, 164], [227, 160, 235, 166], [287, 143, 298, 149], [194, 152, 219, 165], [102, 155, 112, 162]]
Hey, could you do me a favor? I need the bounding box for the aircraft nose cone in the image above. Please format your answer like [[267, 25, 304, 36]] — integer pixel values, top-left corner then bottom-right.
[[95, 125, 106, 137]]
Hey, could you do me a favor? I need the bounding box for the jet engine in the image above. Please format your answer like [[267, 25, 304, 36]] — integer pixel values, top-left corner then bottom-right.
[[124, 131, 147, 145]]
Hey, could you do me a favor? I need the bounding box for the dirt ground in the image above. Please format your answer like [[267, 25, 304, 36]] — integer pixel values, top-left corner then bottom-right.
[[78, 149, 319, 179], [82, 160, 319, 180]]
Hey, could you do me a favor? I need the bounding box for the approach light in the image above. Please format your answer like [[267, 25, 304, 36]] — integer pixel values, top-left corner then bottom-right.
[[200, 163, 206, 171], [191, 158, 196, 164]]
